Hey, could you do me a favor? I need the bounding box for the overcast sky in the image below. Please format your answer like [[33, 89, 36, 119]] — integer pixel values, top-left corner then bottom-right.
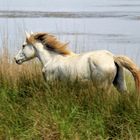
[[1, 0, 140, 12]]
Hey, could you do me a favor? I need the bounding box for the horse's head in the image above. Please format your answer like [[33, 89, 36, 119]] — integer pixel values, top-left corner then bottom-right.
[[14, 32, 36, 64], [14, 31, 72, 65]]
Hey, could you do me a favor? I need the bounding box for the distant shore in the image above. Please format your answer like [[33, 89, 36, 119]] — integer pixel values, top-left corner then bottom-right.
[[0, 10, 140, 19]]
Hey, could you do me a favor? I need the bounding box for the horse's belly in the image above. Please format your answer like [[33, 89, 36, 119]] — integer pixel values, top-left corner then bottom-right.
[[64, 65, 90, 80]]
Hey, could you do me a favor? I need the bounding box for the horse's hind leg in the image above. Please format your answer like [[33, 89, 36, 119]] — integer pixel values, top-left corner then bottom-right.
[[113, 64, 127, 93], [95, 79, 113, 94]]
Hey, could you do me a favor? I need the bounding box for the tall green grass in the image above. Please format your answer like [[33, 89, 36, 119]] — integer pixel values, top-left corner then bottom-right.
[[0, 45, 140, 140]]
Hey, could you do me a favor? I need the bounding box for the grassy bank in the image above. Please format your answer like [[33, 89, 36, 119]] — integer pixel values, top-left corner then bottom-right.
[[0, 49, 140, 140]]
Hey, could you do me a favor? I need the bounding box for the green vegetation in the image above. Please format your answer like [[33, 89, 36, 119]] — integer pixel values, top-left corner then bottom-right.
[[0, 50, 140, 140]]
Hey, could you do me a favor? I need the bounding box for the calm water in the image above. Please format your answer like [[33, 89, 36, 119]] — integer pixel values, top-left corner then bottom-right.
[[0, 0, 140, 65]]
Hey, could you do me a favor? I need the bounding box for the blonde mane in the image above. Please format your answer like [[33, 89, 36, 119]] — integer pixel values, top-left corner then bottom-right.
[[30, 33, 71, 55]]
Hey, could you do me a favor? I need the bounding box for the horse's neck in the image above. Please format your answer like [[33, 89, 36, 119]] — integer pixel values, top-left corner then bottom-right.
[[36, 49, 56, 66], [34, 42, 75, 67], [35, 43, 71, 67]]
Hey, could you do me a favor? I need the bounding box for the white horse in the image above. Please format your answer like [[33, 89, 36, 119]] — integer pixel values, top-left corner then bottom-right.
[[14, 32, 140, 93]]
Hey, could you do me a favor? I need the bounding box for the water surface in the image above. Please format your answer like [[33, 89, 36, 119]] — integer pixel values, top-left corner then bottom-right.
[[0, 0, 140, 65]]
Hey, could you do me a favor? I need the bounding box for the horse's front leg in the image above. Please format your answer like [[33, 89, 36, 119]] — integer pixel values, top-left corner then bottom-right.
[[42, 69, 56, 81]]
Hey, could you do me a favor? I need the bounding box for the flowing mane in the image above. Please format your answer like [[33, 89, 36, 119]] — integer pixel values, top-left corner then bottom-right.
[[31, 32, 71, 55]]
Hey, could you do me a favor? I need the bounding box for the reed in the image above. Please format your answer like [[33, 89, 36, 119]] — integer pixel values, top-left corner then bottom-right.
[[0, 38, 140, 140]]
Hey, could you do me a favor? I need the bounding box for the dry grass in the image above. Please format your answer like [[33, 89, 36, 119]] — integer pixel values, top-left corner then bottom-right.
[[0, 44, 140, 140]]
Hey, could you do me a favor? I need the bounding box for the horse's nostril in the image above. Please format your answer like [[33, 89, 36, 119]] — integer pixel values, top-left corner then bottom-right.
[[14, 58, 19, 64], [15, 59, 22, 64], [15, 60, 18, 64]]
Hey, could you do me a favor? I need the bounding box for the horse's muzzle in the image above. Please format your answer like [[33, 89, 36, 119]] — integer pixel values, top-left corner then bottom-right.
[[14, 57, 22, 64]]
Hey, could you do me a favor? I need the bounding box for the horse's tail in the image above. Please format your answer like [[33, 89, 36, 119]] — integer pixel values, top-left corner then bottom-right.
[[114, 55, 140, 93]]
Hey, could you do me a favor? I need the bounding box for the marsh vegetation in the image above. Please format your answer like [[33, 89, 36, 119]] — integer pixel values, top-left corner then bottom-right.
[[0, 45, 140, 140], [0, 0, 140, 138]]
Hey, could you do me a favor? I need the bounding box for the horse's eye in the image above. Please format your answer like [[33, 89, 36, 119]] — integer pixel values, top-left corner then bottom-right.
[[22, 45, 26, 48]]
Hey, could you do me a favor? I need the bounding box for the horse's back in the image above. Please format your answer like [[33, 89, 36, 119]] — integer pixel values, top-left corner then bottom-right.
[[70, 50, 116, 80]]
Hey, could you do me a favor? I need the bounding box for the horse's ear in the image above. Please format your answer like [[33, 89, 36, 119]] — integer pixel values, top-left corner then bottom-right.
[[25, 31, 31, 39], [31, 31, 34, 35]]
